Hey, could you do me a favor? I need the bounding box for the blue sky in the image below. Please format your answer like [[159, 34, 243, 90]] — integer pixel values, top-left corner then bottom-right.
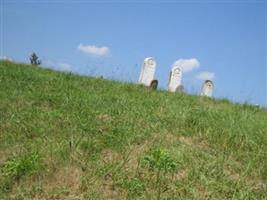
[[1, 0, 266, 106]]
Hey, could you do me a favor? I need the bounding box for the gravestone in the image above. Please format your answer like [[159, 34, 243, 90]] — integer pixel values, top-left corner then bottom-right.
[[201, 80, 213, 97], [138, 57, 157, 87], [176, 85, 184, 93], [150, 80, 158, 90], [168, 66, 183, 92]]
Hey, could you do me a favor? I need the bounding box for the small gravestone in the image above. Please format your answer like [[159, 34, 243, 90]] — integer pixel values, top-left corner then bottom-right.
[[168, 66, 183, 92], [150, 80, 158, 90], [138, 57, 157, 87], [176, 85, 184, 93], [201, 80, 213, 97]]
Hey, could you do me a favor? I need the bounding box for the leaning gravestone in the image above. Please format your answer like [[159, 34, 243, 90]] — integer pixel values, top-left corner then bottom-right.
[[168, 66, 183, 92], [138, 57, 157, 87], [201, 80, 213, 97]]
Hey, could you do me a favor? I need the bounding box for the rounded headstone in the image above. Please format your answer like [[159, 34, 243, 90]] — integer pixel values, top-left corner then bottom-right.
[[168, 66, 182, 92], [150, 80, 158, 90], [201, 80, 213, 97], [138, 57, 157, 87]]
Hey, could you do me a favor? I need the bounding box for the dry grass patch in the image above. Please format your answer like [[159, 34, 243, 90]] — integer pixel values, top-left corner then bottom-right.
[[36, 166, 83, 199], [97, 113, 112, 122], [178, 135, 209, 150]]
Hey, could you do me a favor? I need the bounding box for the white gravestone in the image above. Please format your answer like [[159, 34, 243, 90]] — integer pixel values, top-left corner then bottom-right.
[[168, 66, 183, 92], [201, 80, 213, 97], [138, 57, 156, 87]]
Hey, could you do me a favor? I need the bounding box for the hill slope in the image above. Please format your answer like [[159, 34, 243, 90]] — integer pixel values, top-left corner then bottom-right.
[[0, 61, 267, 199]]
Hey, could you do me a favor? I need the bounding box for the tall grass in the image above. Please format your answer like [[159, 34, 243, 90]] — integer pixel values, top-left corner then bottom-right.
[[0, 60, 266, 199]]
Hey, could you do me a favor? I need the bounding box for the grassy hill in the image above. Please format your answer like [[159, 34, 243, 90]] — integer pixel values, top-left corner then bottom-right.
[[0, 61, 266, 200]]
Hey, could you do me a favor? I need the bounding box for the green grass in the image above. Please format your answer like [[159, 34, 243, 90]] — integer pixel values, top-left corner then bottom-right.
[[0, 60, 266, 199]]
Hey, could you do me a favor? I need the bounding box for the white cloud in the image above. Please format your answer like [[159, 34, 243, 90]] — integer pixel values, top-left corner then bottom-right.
[[57, 63, 71, 71], [172, 58, 200, 73], [0, 55, 13, 61], [43, 60, 72, 72], [196, 71, 215, 81], [77, 44, 110, 57]]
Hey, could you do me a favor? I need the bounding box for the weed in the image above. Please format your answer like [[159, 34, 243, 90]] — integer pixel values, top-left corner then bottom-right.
[[126, 177, 145, 198], [142, 148, 178, 199], [2, 152, 42, 179], [142, 148, 178, 172]]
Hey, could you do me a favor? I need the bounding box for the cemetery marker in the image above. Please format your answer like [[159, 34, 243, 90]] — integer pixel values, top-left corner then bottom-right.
[[201, 80, 213, 97], [138, 57, 158, 89], [168, 65, 183, 92]]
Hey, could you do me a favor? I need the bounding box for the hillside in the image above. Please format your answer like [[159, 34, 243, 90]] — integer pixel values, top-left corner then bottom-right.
[[0, 61, 266, 200]]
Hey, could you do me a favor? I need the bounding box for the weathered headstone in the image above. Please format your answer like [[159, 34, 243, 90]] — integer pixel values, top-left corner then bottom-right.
[[201, 80, 213, 97], [176, 85, 184, 93], [138, 57, 157, 87], [168, 66, 183, 92], [150, 80, 158, 90]]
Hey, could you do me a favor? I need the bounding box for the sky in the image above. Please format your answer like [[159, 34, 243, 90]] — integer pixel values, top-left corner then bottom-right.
[[1, 0, 266, 106]]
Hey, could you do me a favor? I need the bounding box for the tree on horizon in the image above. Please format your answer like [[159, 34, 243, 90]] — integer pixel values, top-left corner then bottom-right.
[[30, 53, 41, 66]]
